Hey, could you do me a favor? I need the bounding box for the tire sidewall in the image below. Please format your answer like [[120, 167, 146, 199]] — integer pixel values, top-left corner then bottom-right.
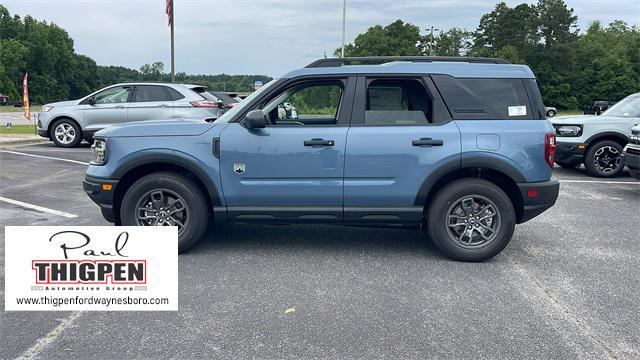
[[427, 179, 515, 262], [51, 119, 82, 148], [584, 140, 624, 177], [120, 173, 208, 252]]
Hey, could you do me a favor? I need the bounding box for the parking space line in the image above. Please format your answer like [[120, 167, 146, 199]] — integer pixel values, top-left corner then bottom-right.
[[19, 311, 84, 359], [0, 196, 78, 218], [0, 150, 89, 165], [559, 179, 639, 185]]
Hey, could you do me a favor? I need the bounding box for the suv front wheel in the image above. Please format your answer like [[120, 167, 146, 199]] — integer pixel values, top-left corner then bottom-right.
[[120, 172, 209, 252], [426, 179, 516, 262], [584, 140, 624, 177], [51, 118, 82, 147]]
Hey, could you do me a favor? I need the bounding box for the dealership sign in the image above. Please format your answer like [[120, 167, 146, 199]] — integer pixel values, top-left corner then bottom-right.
[[5, 226, 178, 311]]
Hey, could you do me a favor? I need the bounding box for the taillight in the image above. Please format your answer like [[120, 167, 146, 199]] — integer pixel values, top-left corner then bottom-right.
[[545, 133, 556, 168], [190, 100, 219, 108]]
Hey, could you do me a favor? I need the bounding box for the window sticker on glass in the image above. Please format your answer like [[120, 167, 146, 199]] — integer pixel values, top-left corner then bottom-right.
[[508, 105, 527, 116]]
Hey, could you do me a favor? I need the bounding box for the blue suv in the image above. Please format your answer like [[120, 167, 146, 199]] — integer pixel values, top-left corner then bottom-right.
[[84, 57, 559, 261]]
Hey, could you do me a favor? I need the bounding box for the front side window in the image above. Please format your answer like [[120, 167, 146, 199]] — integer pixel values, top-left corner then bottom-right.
[[262, 81, 344, 126], [134, 86, 170, 102], [93, 86, 131, 104], [365, 79, 432, 125]]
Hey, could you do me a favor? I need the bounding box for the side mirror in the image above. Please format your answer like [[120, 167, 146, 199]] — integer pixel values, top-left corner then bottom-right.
[[244, 110, 267, 129], [87, 97, 95, 105]]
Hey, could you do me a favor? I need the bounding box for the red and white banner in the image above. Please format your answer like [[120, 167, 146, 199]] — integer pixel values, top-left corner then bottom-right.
[[22, 72, 29, 120]]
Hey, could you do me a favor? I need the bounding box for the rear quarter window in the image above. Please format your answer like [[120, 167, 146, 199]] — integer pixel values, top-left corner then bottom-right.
[[432, 75, 541, 120]]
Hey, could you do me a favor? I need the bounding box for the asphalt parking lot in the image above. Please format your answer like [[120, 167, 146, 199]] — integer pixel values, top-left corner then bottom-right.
[[1, 142, 639, 359]]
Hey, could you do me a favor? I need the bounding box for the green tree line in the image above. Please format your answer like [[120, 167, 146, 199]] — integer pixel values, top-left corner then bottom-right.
[[2, 1, 639, 109], [338, 0, 639, 109], [0, 5, 270, 104]]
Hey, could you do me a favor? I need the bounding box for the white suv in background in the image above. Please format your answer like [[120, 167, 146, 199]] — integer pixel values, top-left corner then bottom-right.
[[551, 93, 640, 177], [37, 83, 223, 147]]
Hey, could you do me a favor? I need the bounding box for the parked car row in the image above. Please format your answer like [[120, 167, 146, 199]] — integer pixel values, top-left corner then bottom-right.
[[36, 83, 236, 147]]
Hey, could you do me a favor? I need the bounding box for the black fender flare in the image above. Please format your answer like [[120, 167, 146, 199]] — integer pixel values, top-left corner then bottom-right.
[[112, 149, 222, 206], [584, 131, 629, 147], [413, 155, 525, 206]]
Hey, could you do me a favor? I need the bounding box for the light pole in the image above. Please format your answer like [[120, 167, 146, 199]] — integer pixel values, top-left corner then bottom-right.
[[426, 26, 440, 56], [341, 0, 346, 58]]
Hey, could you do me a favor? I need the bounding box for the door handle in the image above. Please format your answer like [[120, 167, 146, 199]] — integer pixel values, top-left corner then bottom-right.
[[115, 105, 125, 109], [412, 138, 443, 146], [304, 138, 335, 146]]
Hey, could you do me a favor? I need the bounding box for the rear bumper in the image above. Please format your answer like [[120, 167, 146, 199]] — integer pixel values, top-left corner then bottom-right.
[[555, 142, 585, 163], [83, 175, 119, 223], [516, 179, 560, 223]]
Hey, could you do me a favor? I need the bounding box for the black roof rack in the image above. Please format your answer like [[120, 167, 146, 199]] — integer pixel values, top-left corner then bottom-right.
[[305, 56, 510, 68]]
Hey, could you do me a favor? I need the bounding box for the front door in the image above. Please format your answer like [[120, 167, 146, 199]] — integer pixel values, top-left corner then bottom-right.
[[219, 78, 354, 222], [343, 76, 461, 223], [83, 85, 132, 130]]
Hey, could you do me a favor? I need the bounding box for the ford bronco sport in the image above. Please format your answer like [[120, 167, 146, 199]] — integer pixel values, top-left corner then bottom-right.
[[84, 57, 559, 262]]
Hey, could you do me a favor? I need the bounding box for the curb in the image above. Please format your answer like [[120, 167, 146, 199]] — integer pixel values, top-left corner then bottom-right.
[[0, 138, 48, 148]]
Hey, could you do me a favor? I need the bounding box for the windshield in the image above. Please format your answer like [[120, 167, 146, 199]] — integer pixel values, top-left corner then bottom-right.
[[602, 95, 640, 118], [214, 79, 279, 123]]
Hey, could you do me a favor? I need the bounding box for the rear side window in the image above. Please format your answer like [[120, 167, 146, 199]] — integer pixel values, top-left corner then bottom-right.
[[365, 79, 432, 125], [432, 75, 538, 120], [166, 87, 185, 101], [134, 85, 171, 102]]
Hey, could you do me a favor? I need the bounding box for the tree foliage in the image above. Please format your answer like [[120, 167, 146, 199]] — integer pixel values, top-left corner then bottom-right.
[[0, 5, 270, 104], [1, 2, 638, 109], [337, 1, 639, 109]]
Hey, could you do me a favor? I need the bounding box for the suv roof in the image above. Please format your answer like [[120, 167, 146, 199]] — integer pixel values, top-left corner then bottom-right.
[[283, 56, 534, 79]]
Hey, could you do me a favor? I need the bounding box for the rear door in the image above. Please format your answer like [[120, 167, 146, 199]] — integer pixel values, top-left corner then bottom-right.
[[343, 76, 461, 223], [126, 85, 174, 123]]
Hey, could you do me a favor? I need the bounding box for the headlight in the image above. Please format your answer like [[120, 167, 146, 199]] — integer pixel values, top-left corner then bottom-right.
[[554, 125, 582, 137], [40, 105, 54, 112], [91, 138, 107, 165]]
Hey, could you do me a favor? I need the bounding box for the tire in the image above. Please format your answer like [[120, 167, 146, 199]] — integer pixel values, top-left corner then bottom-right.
[[426, 178, 516, 262], [583, 140, 624, 177], [120, 172, 209, 252], [51, 118, 82, 148], [555, 159, 581, 169]]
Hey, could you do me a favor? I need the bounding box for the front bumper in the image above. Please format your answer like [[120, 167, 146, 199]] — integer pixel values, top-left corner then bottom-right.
[[555, 141, 585, 163], [622, 145, 640, 178], [37, 129, 49, 138], [83, 175, 119, 223], [517, 179, 560, 223]]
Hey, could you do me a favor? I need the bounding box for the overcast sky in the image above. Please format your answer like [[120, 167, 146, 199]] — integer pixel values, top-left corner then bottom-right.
[[4, 0, 639, 76]]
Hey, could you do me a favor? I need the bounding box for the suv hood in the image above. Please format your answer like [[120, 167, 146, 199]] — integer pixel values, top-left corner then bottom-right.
[[95, 119, 216, 138], [551, 115, 630, 125]]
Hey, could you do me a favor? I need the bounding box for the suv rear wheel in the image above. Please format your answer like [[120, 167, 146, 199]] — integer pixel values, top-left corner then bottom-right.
[[426, 179, 515, 262], [584, 140, 624, 177], [120, 172, 209, 252], [51, 118, 82, 147]]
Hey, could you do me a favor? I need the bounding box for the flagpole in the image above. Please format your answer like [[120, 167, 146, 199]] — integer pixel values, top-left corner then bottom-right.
[[341, 0, 346, 58], [170, 0, 175, 83]]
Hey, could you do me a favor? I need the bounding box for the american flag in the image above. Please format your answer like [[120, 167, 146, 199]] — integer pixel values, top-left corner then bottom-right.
[[165, 0, 173, 26]]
